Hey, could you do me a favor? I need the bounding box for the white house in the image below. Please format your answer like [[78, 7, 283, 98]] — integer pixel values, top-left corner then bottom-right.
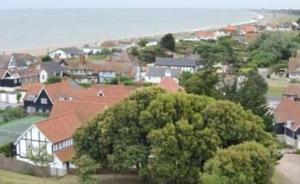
[[82, 46, 102, 55], [38, 62, 64, 83], [144, 67, 181, 83], [154, 57, 202, 73], [48, 47, 83, 59], [15, 113, 77, 176]]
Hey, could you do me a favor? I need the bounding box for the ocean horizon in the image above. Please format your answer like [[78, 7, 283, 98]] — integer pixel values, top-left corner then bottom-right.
[[0, 9, 258, 52]]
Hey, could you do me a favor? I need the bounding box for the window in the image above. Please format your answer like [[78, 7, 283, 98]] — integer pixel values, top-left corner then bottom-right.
[[26, 141, 32, 151], [41, 98, 47, 104], [14, 79, 17, 84]]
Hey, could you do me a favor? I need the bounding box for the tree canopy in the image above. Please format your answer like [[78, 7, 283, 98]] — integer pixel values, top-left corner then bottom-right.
[[248, 31, 300, 67], [201, 142, 274, 184], [74, 87, 277, 184], [160, 33, 175, 51]]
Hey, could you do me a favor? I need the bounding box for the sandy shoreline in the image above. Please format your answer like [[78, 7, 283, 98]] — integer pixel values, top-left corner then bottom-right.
[[1, 11, 265, 56]]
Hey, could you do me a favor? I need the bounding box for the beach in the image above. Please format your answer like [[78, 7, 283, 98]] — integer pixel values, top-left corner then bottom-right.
[[0, 9, 263, 56]]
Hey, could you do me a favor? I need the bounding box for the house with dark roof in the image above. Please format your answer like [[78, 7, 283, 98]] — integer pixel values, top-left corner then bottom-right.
[[0, 53, 36, 70], [154, 57, 202, 73], [144, 66, 180, 83], [15, 81, 132, 175], [48, 47, 84, 59], [274, 84, 300, 149], [39, 62, 65, 83]]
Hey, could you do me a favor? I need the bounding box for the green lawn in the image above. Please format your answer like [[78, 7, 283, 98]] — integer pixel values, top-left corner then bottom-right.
[[272, 170, 293, 184], [0, 169, 139, 184], [0, 116, 46, 146], [267, 79, 289, 99]]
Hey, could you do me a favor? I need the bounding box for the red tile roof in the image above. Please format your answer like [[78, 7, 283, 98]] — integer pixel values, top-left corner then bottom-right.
[[223, 25, 237, 33], [274, 99, 300, 124], [158, 78, 183, 93], [284, 84, 300, 97], [54, 146, 75, 163], [36, 112, 82, 143], [241, 25, 257, 34], [196, 31, 215, 39]]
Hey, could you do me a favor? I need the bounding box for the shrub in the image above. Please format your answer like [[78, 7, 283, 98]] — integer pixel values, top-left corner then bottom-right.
[[0, 143, 13, 157], [46, 76, 61, 84]]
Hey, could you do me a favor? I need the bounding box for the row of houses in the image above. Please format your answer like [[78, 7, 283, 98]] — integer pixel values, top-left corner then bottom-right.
[[14, 81, 133, 176]]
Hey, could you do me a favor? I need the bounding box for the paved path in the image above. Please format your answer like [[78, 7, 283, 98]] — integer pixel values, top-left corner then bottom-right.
[[276, 154, 300, 184]]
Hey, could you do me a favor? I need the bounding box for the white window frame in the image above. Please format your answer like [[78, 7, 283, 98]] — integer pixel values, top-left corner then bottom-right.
[[41, 98, 48, 104]]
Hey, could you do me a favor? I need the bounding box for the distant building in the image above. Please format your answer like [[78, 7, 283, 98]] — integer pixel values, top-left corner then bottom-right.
[[82, 45, 102, 55], [154, 57, 202, 73], [48, 47, 84, 59], [0, 53, 36, 70], [144, 67, 180, 83], [288, 51, 300, 79], [39, 62, 65, 83]]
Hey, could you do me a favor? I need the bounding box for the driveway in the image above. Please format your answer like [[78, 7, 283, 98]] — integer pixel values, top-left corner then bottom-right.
[[276, 154, 300, 184]]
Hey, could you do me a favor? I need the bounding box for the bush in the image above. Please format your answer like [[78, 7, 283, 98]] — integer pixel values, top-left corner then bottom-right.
[[0, 107, 26, 124], [42, 55, 52, 62], [17, 168, 34, 176], [0, 143, 13, 157], [290, 79, 300, 83], [46, 76, 61, 84]]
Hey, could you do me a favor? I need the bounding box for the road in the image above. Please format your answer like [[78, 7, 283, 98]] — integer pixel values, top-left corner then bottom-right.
[[276, 154, 300, 184]]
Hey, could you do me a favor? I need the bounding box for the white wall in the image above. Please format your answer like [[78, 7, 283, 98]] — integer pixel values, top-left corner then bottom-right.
[[39, 70, 48, 83], [15, 125, 67, 176], [49, 50, 69, 59]]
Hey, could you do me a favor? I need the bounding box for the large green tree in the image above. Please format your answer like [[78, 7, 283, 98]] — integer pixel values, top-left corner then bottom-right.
[[160, 33, 175, 51], [74, 88, 277, 183], [179, 69, 221, 99], [201, 142, 275, 184]]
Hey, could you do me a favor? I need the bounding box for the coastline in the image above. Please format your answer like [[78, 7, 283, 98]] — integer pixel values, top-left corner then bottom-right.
[[1, 11, 265, 56]]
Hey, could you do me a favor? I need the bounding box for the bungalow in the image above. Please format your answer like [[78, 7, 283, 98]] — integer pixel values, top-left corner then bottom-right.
[[39, 62, 65, 83], [154, 57, 202, 73], [144, 67, 180, 83], [82, 45, 102, 55], [48, 47, 84, 59], [240, 25, 258, 35], [15, 83, 132, 176]]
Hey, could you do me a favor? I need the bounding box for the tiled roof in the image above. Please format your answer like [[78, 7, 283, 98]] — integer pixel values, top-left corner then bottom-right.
[[284, 84, 300, 97], [223, 25, 237, 32], [241, 25, 257, 34], [53, 47, 83, 55], [274, 99, 300, 124], [36, 112, 82, 143], [155, 57, 198, 67], [196, 31, 215, 39], [40, 62, 64, 73], [158, 78, 183, 93], [54, 146, 75, 162], [146, 67, 180, 78]]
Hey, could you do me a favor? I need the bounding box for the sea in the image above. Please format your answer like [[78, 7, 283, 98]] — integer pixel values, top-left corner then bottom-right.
[[0, 9, 258, 51]]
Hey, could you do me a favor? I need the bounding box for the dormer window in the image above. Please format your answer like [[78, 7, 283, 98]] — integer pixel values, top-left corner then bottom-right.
[[98, 91, 104, 96]]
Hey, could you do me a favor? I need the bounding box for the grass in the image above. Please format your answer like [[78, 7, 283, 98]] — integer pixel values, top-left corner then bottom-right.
[[0, 169, 139, 184], [272, 170, 293, 184], [0, 116, 46, 146], [267, 79, 289, 99]]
